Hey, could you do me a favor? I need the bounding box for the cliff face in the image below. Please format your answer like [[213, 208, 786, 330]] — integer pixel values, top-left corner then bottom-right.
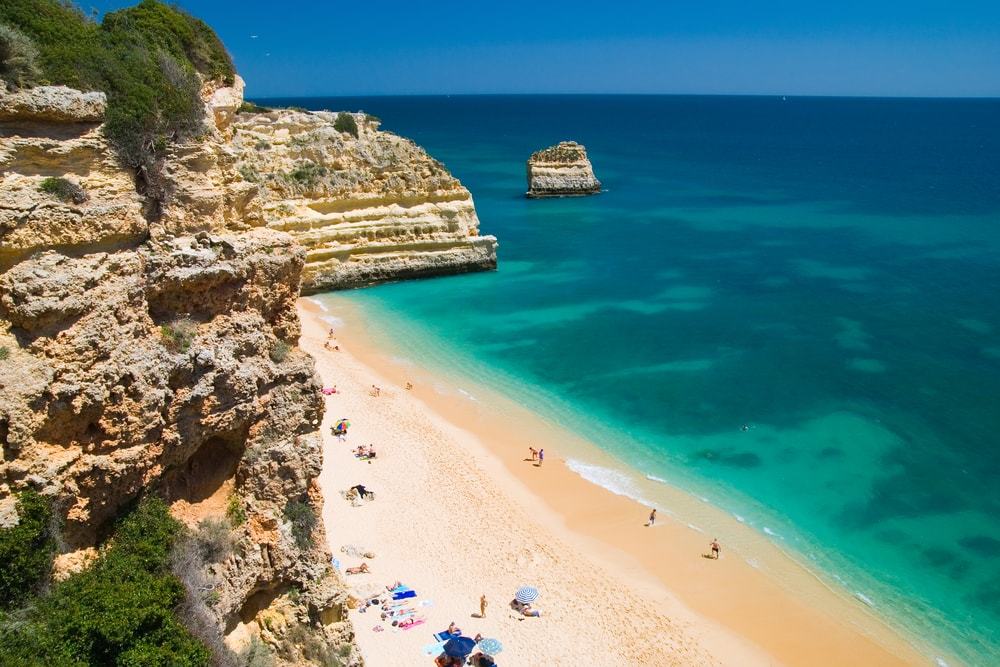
[[230, 109, 498, 292], [0, 84, 355, 663], [526, 140, 601, 198]]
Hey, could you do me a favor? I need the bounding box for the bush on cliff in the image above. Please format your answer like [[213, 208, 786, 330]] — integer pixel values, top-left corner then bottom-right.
[[0, 23, 42, 90], [0, 497, 211, 666], [39, 176, 88, 204], [283, 500, 317, 550], [0, 0, 235, 215], [0, 490, 55, 609], [334, 111, 359, 138]]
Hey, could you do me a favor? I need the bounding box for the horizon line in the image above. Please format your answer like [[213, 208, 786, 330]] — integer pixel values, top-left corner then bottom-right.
[[248, 92, 1000, 101]]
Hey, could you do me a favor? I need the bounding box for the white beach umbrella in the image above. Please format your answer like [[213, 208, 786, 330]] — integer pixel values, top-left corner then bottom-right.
[[515, 586, 539, 604]]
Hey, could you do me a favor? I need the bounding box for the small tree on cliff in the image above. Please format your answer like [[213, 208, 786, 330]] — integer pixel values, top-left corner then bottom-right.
[[334, 111, 359, 138]]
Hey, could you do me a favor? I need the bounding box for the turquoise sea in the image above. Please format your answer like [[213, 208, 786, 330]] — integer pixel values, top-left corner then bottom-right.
[[261, 95, 1000, 664]]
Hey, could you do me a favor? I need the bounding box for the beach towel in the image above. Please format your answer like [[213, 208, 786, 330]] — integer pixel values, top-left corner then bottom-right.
[[388, 584, 410, 593], [392, 590, 416, 600], [400, 618, 425, 630], [422, 640, 448, 656], [331, 557, 341, 571], [433, 630, 461, 642]]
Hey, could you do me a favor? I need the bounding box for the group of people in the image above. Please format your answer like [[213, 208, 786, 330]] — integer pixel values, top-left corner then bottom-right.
[[354, 444, 377, 459], [527, 446, 544, 466]]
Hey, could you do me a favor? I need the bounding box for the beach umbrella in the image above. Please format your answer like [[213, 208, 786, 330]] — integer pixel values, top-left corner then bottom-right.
[[477, 638, 503, 656], [515, 585, 539, 604], [442, 636, 477, 658], [335, 418, 350, 431]]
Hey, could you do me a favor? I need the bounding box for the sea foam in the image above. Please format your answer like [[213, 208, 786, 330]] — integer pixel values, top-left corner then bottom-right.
[[566, 459, 651, 505]]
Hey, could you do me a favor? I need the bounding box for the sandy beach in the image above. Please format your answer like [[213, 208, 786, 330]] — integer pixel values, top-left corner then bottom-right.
[[300, 298, 932, 666]]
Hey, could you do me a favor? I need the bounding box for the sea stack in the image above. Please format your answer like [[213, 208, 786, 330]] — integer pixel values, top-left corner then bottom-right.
[[526, 141, 601, 198]]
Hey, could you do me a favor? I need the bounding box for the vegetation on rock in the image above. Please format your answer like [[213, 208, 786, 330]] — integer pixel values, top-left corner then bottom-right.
[[160, 317, 198, 353], [39, 176, 88, 204], [283, 500, 317, 550], [0, 497, 211, 666], [225, 493, 246, 527], [0, 490, 55, 609], [269, 339, 291, 363], [0, 0, 235, 214], [0, 22, 42, 89], [334, 112, 359, 138], [238, 100, 271, 114]]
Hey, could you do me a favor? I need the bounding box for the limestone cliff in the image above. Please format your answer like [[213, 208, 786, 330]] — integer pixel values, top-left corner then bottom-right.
[[0, 83, 356, 664], [526, 140, 601, 198], [230, 108, 497, 292]]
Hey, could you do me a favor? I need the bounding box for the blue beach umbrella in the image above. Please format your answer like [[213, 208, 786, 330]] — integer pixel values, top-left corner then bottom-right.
[[515, 585, 539, 604], [477, 638, 503, 655], [443, 636, 477, 658]]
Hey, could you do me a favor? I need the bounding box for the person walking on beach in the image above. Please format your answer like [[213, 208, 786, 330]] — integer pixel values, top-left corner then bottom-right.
[[648, 508, 656, 527], [479, 593, 488, 618], [537, 449, 544, 466], [710, 538, 721, 559]]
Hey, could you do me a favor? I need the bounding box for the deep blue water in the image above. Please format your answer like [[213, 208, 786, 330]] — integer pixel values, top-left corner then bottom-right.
[[259, 95, 1000, 664]]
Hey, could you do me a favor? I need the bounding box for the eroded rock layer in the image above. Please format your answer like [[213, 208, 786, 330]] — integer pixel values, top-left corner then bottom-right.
[[526, 140, 601, 198], [231, 109, 498, 292], [1, 84, 356, 664]]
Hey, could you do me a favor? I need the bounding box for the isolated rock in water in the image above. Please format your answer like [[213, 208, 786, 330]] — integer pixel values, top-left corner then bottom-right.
[[526, 141, 601, 198]]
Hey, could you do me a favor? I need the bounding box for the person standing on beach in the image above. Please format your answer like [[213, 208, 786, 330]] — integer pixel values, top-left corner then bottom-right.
[[528, 447, 537, 461], [648, 508, 656, 526], [710, 538, 721, 559], [480, 594, 488, 618], [537, 449, 544, 466]]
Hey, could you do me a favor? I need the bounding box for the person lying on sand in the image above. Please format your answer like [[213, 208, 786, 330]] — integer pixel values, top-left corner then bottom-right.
[[511, 599, 541, 617], [446, 621, 461, 635], [346, 563, 370, 575], [350, 484, 373, 500]]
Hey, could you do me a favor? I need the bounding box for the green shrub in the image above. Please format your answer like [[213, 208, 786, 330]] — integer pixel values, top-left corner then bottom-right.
[[0, 22, 41, 89], [226, 494, 246, 527], [0, 346, 8, 361], [160, 317, 197, 353], [238, 164, 259, 182], [0, 490, 55, 609], [0, 1, 236, 214], [39, 176, 87, 204], [254, 139, 270, 151], [192, 518, 232, 564], [333, 112, 358, 138], [283, 500, 316, 550], [0, 497, 211, 665], [238, 100, 271, 114], [269, 340, 291, 363], [287, 161, 326, 188], [240, 636, 277, 667]]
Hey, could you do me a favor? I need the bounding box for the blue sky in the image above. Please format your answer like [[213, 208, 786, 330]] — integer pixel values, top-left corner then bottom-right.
[[94, 1, 1000, 97]]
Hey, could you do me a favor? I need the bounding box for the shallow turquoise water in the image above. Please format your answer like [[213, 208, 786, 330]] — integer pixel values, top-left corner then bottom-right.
[[268, 95, 1000, 664]]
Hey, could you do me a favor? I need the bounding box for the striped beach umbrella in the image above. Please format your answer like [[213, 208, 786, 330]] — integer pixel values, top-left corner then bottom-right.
[[477, 638, 503, 655], [515, 586, 539, 604]]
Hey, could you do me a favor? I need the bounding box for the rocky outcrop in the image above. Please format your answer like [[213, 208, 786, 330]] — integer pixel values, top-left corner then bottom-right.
[[0, 84, 356, 664], [526, 140, 601, 198], [0, 86, 107, 124], [231, 109, 497, 292]]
